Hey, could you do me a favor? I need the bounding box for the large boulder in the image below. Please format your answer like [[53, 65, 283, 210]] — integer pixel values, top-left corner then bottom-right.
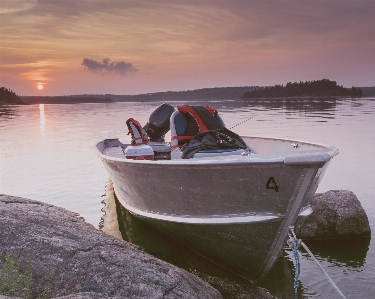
[[0, 194, 222, 299], [295, 190, 371, 239]]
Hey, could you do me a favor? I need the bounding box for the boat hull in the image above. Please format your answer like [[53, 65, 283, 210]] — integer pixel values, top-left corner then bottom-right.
[[127, 210, 284, 279], [94, 136, 336, 280]]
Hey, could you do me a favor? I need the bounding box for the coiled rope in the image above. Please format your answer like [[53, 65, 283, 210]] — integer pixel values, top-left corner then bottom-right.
[[288, 226, 347, 299]]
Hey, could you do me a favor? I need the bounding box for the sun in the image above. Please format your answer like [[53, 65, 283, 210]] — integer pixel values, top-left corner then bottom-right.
[[37, 84, 43, 90]]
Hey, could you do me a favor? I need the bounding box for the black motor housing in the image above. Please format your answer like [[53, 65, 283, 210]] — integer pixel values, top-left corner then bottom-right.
[[144, 103, 175, 141]]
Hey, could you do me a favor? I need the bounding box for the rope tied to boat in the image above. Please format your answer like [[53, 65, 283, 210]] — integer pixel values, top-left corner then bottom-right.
[[288, 226, 347, 299], [287, 233, 301, 299]]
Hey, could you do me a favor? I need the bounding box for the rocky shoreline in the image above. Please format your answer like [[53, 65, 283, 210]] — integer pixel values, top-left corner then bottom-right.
[[0, 191, 370, 299], [0, 194, 275, 299]]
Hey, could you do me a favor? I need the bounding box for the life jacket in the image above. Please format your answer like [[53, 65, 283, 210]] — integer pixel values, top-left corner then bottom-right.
[[171, 105, 224, 150], [126, 118, 148, 145]]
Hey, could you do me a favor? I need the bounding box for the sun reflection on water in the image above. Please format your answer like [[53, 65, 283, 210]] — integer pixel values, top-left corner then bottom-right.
[[39, 104, 46, 143]]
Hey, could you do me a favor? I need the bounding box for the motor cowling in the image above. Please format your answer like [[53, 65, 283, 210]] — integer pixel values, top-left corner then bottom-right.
[[144, 103, 175, 142]]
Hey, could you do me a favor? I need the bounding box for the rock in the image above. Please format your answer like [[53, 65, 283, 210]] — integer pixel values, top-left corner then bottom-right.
[[0, 194, 222, 299], [53, 292, 121, 299], [295, 190, 371, 239]]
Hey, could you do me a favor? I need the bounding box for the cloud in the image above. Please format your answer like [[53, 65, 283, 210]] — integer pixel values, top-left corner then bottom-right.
[[0, 0, 36, 14], [81, 58, 137, 75]]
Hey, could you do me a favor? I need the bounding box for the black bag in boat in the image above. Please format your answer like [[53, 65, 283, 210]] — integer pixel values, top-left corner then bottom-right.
[[181, 128, 248, 159]]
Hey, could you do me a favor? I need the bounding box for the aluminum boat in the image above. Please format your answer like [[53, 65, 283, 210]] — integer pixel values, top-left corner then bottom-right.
[[93, 104, 339, 281]]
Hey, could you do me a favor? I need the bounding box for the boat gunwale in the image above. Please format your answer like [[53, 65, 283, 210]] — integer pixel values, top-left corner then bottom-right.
[[93, 136, 339, 166]]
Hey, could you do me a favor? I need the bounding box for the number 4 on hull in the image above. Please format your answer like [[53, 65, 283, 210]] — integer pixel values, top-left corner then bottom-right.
[[266, 177, 279, 192]]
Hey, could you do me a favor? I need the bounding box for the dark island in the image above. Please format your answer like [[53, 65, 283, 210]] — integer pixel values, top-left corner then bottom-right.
[[241, 79, 362, 99], [0, 87, 27, 105]]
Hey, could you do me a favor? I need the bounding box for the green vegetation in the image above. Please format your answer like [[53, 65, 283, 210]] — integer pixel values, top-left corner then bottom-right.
[[0, 253, 56, 299], [241, 79, 362, 98], [0, 253, 32, 298], [36, 268, 57, 299], [0, 87, 25, 105]]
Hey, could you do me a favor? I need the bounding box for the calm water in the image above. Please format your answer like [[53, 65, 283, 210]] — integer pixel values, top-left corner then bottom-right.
[[1, 98, 374, 298]]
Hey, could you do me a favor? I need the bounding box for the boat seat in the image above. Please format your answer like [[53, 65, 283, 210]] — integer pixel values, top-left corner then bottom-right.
[[170, 110, 191, 152], [170, 110, 244, 159]]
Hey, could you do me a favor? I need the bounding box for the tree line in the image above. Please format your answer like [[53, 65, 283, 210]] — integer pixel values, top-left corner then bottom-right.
[[0, 87, 25, 105], [1, 80, 366, 106], [22, 96, 113, 104], [241, 79, 362, 98]]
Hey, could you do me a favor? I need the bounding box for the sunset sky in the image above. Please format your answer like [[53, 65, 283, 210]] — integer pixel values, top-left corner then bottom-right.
[[1, 0, 374, 96]]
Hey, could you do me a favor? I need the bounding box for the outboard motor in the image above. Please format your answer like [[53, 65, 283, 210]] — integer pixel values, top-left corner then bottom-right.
[[144, 103, 175, 142]]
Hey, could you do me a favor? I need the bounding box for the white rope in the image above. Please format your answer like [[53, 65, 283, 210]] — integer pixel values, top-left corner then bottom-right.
[[299, 241, 347, 299], [289, 226, 347, 299]]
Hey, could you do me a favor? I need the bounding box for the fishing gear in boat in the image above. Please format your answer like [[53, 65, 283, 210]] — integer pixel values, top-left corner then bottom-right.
[[288, 226, 347, 299], [229, 113, 258, 130]]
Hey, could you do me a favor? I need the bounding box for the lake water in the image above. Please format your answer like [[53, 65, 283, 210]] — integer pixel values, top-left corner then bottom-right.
[[1, 98, 374, 298]]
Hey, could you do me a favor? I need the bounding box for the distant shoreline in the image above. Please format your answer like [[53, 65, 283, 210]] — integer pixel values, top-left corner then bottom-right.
[[1, 85, 373, 105], [242, 79, 363, 99], [18, 95, 368, 105], [240, 95, 363, 100]]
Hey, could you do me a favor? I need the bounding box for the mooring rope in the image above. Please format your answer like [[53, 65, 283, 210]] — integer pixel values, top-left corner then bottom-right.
[[289, 238, 301, 299], [288, 226, 347, 299]]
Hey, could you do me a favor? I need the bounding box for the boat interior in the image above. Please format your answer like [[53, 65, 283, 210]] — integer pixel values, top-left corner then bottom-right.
[[97, 103, 338, 163]]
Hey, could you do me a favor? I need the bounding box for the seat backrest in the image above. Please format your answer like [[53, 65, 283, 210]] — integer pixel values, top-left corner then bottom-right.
[[170, 111, 190, 151], [170, 108, 226, 151]]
